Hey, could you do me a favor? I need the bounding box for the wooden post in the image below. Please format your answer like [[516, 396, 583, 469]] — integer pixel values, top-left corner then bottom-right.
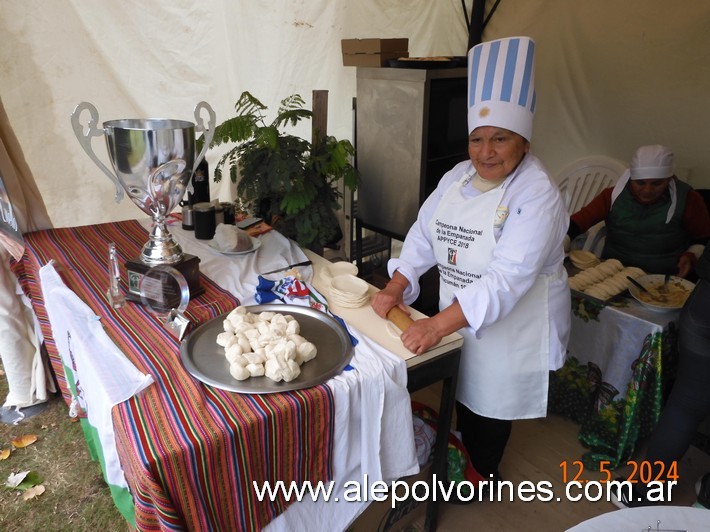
[[312, 90, 328, 149]]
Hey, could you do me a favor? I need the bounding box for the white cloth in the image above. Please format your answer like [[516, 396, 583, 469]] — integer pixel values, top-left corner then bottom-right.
[[39, 261, 154, 489], [146, 220, 314, 306], [429, 171, 552, 419], [266, 329, 418, 531], [0, 96, 53, 409], [0, 253, 53, 408], [389, 154, 570, 374]]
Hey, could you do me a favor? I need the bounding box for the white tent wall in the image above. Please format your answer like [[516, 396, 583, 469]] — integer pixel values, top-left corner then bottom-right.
[[1, 1, 709, 230], [0, 0, 468, 228], [485, 0, 710, 186]]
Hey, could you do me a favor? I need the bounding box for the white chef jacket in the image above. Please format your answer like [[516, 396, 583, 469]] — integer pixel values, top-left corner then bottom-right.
[[389, 154, 570, 372]]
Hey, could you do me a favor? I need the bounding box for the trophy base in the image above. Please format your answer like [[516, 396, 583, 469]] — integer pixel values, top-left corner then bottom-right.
[[125, 254, 204, 301]]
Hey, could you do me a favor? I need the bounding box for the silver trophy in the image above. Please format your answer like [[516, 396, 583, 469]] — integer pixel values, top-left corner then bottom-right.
[[70, 101, 215, 265]]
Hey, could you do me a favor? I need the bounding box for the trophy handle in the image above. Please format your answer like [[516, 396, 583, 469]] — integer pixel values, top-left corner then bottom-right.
[[192, 101, 216, 174], [70, 102, 125, 203]]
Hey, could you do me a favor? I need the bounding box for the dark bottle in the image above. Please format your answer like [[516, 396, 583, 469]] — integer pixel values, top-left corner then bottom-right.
[[188, 159, 211, 205]]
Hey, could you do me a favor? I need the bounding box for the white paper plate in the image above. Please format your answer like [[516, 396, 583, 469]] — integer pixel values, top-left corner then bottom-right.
[[319, 262, 358, 284], [330, 274, 368, 298], [328, 274, 370, 308], [208, 236, 261, 255]]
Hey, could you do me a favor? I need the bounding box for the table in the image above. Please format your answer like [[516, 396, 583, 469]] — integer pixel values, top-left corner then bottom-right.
[[549, 291, 679, 469], [13, 218, 462, 531], [567, 505, 709, 531], [305, 249, 462, 531]]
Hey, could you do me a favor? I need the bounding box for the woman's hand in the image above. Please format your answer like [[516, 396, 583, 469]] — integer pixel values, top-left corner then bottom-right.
[[677, 254, 693, 278], [371, 272, 409, 319], [400, 301, 469, 356], [371, 283, 406, 319], [400, 317, 443, 355]]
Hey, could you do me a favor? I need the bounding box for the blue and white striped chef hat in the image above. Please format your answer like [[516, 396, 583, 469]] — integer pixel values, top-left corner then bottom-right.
[[467, 36, 537, 140]]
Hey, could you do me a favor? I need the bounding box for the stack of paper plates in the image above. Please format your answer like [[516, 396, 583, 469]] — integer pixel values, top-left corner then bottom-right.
[[329, 274, 370, 308]]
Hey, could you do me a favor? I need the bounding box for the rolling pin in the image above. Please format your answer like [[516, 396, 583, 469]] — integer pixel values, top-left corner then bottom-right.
[[386, 306, 415, 332]]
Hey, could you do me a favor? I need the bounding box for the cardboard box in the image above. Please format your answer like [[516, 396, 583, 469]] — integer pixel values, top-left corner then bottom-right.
[[346, 463, 430, 531], [342, 38, 409, 67]]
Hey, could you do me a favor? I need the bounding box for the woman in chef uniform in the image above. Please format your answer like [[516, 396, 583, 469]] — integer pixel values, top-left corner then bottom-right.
[[372, 36, 571, 483]]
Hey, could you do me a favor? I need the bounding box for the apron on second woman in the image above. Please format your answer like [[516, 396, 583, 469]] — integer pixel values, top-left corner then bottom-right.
[[428, 173, 551, 420]]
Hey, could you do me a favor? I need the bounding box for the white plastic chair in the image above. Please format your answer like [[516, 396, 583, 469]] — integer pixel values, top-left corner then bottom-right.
[[558, 156, 626, 254], [556, 155, 627, 215]]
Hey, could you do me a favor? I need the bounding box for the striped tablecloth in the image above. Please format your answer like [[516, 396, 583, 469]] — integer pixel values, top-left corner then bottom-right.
[[13, 220, 335, 531]]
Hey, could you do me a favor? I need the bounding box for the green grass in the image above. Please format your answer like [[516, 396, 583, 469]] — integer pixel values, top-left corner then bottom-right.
[[0, 369, 126, 531]]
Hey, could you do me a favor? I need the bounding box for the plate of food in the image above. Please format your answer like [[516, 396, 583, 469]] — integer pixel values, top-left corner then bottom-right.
[[208, 236, 261, 255], [628, 274, 695, 311]]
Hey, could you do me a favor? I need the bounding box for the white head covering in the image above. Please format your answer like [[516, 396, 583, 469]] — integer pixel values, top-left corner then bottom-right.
[[467, 36, 537, 140], [610, 145, 677, 223]]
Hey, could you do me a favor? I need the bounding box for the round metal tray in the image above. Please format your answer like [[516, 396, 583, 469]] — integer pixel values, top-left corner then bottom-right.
[[180, 304, 353, 393]]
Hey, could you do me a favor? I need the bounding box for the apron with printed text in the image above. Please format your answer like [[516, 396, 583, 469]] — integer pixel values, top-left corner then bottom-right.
[[428, 173, 551, 419]]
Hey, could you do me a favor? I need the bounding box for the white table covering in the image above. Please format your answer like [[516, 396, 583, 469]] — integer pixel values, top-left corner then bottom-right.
[[568, 297, 678, 403]]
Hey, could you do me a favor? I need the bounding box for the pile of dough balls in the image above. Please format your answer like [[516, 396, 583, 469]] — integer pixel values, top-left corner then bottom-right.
[[569, 258, 646, 300], [215, 306, 317, 383]]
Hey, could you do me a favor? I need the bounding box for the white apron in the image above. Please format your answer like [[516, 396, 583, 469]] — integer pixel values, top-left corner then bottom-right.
[[428, 173, 550, 419]]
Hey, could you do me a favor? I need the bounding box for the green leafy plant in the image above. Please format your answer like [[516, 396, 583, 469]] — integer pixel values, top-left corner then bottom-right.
[[202, 91, 359, 251]]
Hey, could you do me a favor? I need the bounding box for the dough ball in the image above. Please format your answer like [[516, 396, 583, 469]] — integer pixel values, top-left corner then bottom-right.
[[225, 344, 244, 363], [244, 351, 266, 365], [236, 335, 252, 353], [257, 333, 277, 347], [288, 334, 306, 347], [216, 331, 235, 347], [285, 320, 300, 335], [284, 341, 297, 361], [269, 321, 287, 336], [264, 358, 283, 382], [243, 328, 260, 341], [230, 363, 250, 381], [258, 311, 275, 322], [271, 314, 288, 327], [296, 341, 317, 364], [246, 363, 265, 377], [282, 360, 301, 382], [233, 321, 255, 334]]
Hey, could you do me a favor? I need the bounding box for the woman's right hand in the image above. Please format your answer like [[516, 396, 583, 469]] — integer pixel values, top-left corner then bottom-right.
[[371, 283, 405, 319]]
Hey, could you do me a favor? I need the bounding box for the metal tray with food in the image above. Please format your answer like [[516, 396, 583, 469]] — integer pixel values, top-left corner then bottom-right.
[[180, 304, 353, 394]]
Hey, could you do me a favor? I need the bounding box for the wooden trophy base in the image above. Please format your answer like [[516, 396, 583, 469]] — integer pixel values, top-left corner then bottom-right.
[[125, 254, 204, 301]]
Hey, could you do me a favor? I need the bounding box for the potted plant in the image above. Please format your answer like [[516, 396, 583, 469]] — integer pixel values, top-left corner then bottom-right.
[[201, 91, 359, 252]]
